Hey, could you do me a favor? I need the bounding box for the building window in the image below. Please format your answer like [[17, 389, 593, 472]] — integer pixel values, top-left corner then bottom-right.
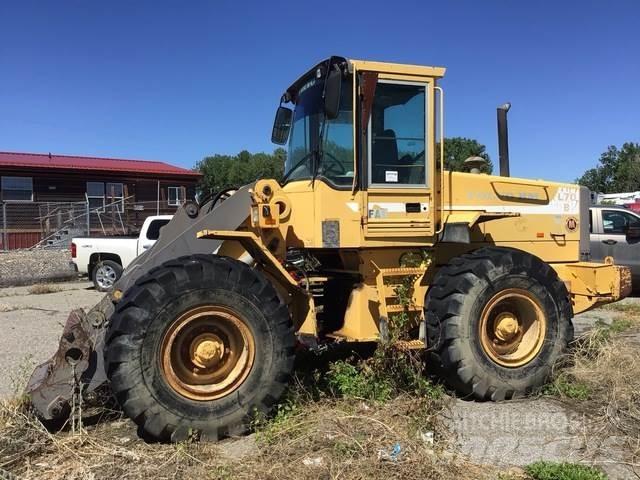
[[106, 182, 124, 212], [168, 186, 185, 206], [1, 176, 33, 202], [86, 182, 105, 212], [86, 182, 125, 213]]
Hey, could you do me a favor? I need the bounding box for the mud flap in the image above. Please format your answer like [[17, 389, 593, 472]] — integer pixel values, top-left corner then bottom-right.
[[25, 295, 113, 423]]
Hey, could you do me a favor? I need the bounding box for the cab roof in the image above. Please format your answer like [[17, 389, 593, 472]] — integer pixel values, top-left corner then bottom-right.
[[349, 58, 446, 78], [284, 56, 446, 100]]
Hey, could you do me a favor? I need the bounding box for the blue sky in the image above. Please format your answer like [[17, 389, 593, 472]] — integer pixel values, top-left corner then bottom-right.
[[1, 0, 638, 181]]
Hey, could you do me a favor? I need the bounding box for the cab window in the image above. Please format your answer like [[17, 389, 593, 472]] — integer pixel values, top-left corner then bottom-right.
[[318, 78, 354, 186], [368, 81, 427, 186], [602, 210, 640, 234]]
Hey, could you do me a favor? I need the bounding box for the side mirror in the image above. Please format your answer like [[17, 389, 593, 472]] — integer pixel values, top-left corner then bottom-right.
[[271, 106, 293, 145], [324, 68, 342, 120]]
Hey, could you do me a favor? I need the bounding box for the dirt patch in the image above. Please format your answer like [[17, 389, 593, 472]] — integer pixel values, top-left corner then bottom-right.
[[0, 249, 78, 287], [27, 284, 63, 295]]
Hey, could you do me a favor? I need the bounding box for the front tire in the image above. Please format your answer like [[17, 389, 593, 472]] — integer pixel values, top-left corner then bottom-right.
[[425, 247, 573, 401], [104, 254, 295, 441]]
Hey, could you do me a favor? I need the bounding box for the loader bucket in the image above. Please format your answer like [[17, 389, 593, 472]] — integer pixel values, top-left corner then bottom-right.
[[26, 295, 113, 423]]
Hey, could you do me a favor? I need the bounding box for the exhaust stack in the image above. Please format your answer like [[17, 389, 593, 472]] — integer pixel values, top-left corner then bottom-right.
[[497, 102, 511, 177]]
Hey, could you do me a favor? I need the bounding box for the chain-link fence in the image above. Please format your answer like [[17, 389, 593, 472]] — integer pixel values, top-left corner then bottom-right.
[[0, 198, 179, 250]]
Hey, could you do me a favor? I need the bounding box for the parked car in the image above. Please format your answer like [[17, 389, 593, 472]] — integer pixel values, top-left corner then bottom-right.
[[590, 205, 640, 283], [71, 215, 172, 291]]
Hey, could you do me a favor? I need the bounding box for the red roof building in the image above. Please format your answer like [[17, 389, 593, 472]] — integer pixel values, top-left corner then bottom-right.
[[0, 151, 202, 249], [0, 151, 202, 177]]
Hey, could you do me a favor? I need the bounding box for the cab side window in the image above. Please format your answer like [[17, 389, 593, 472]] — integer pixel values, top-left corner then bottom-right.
[[369, 82, 427, 186], [602, 210, 640, 234]]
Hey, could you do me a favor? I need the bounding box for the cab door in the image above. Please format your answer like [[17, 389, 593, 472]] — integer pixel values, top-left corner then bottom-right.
[[361, 76, 436, 240]]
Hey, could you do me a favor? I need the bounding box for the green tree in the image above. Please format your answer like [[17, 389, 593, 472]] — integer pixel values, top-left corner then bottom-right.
[[197, 137, 492, 195], [436, 137, 493, 173], [196, 148, 286, 194], [576, 142, 640, 193]]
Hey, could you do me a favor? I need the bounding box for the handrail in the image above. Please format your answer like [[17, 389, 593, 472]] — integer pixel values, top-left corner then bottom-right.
[[434, 86, 445, 235]]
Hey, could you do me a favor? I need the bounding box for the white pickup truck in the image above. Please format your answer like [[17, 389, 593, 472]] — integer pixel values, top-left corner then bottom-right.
[[71, 215, 172, 291]]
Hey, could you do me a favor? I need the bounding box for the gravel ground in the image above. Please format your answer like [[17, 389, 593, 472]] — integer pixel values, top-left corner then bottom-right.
[[0, 249, 79, 287], [449, 398, 636, 479], [0, 282, 637, 478], [0, 281, 103, 397]]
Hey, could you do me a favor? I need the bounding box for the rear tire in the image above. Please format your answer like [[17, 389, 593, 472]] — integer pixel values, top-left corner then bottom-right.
[[104, 254, 295, 441], [425, 247, 573, 401], [92, 260, 122, 292]]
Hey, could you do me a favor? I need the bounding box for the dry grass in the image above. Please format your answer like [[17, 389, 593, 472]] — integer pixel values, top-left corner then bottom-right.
[[0, 395, 501, 480], [250, 395, 474, 480], [0, 303, 16, 313], [546, 305, 640, 467], [602, 301, 640, 316], [0, 398, 226, 479], [27, 284, 62, 295], [0, 343, 501, 480]]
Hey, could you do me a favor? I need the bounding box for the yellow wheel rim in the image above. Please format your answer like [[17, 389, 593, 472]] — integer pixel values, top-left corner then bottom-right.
[[160, 305, 255, 401], [479, 288, 547, 368]]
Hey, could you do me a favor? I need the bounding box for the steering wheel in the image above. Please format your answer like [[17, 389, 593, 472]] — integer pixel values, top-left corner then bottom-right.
[[320, 151, 347, 176], [397, 150, 425, 164]]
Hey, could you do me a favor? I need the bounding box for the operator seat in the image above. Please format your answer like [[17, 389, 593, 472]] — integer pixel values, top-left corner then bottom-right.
[[372, 129, 398, 183]]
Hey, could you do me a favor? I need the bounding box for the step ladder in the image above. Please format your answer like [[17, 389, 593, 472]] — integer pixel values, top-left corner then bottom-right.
[[372, 264, 427, 348]]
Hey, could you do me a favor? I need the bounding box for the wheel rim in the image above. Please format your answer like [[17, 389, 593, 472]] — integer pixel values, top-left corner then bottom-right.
[[95, 265, 117, 289], [160, 305, 255, 401], [479, 288, 547, 368]]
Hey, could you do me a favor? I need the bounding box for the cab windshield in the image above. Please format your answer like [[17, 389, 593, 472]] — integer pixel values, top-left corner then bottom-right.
[[283, 75, 354, 186]]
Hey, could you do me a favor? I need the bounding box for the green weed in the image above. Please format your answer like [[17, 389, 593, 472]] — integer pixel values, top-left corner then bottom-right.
[[543, 372, 590, 400], [525, 461, 607, 480], [326, 347, 443, 403]]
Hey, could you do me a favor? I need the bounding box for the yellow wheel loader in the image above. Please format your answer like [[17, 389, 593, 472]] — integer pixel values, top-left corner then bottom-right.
[[26, 56, 632, 441]]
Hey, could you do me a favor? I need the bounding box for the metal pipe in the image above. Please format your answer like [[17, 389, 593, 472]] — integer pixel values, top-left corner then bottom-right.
[[2, 203, 6, 251], [497, 102, 511, 177]]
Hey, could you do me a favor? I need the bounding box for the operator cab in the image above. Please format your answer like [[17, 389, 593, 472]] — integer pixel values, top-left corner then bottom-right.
[[272, 57, 446, 243]]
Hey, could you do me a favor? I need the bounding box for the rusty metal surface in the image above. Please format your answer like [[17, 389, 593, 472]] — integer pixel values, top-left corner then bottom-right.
[[26, 295, 113, 422], [617, 265, 633, 299]]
